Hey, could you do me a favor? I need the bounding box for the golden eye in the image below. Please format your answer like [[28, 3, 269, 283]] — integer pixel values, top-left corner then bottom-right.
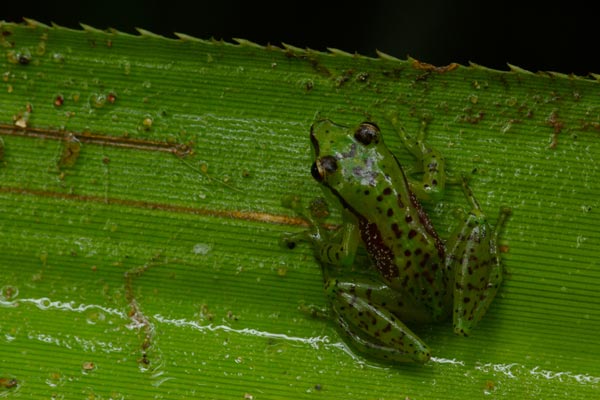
[[312, 156, 338, 182]]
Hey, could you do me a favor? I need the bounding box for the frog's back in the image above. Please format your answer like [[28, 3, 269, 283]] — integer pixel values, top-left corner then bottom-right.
[[350, 154, 449, 317]]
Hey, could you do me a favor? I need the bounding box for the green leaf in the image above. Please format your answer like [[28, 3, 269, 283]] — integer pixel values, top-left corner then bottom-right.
[[1, 20, 599, 399]]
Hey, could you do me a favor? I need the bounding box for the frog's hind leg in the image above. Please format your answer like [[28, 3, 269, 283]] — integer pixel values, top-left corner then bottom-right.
[[450, 177, 512, 336], [324, 276, 432, 363]]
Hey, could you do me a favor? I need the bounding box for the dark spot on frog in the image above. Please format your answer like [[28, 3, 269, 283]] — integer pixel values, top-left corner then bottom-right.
[[382, 323, 392, 333], [405, 215, 413, 223], [364, 190, 370, 195], [368, 312, 377, 326], [408, 229, 417, 239], [404, 249, 411, 257], [377, 195, 384, 202], [387, 208, 394, 217], [391, 223, 403, 238], [383, 187, 392, 195], [397, 195, 405, 208], [419, 252, 430, 267], [423, 271, 434, 284], [402, 276, 409, 287]]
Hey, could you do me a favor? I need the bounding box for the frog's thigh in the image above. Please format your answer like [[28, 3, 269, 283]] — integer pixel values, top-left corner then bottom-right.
[[332, 279, 433, 325], [325, 278, 431, 363]]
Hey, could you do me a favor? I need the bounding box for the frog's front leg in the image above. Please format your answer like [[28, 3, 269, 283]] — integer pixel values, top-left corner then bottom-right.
[[388, 116, 447, 200], [446, 177, 512, 336], [312, 217, 361, 268], [281, 199, 361, 268], [323, 274, 432, 363]]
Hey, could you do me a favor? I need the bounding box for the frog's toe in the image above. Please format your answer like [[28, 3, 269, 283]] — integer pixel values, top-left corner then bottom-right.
[[454, 324, 470, 337]]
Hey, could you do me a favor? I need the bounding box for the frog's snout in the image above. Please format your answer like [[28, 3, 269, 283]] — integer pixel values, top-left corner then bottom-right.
[[310, 128, 320, 156]]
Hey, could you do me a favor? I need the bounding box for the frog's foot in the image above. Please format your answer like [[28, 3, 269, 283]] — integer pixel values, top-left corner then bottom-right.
[[335, 315, 431, 363], [298, 302, 330, 319], [279, 196, 327, 249], [281, 196, 359, 268], [324, 277, 431, 363], [450, 182, 512, 336]]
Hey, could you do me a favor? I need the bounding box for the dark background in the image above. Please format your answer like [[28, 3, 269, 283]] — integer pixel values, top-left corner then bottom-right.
[[3, 1, 597, 76]]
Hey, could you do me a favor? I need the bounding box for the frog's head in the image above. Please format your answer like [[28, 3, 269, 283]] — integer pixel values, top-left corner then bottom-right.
[[310, 119, 388, 197]]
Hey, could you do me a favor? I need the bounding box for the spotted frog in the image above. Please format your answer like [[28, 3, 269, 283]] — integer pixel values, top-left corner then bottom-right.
[[287, 119, 511, 363]]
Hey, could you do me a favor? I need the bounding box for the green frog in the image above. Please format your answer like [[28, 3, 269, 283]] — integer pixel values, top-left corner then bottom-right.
[[285, 119, 511, 363]]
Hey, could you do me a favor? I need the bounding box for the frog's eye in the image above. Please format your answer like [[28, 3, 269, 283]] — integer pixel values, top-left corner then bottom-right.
[[311, 156, 338, 182], [354, 122, 380, 145]]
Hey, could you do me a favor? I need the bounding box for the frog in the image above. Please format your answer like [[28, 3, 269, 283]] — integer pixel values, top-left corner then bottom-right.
[[285, 118, 511, 363]]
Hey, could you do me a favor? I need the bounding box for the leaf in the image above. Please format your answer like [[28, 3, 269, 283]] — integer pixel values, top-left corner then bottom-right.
[[1, 20, 599, 399]]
